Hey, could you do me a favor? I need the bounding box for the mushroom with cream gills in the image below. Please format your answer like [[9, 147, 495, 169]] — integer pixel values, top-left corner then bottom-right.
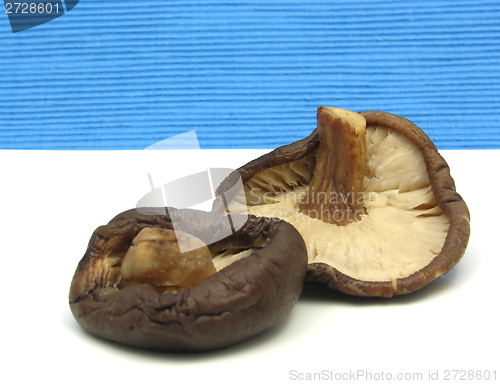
[[69, 208, 308, 351], [213, 107, 470, 297]]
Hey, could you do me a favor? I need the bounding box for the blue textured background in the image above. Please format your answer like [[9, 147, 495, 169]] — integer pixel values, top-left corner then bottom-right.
[[1, 0, 499, 150]]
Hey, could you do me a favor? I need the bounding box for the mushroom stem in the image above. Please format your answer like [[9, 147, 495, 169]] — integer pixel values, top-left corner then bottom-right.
[[120, 227, 216, 289], [298, 107, 367, 225]]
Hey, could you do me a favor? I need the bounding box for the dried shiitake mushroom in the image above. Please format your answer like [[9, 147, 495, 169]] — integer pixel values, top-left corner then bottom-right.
[[213, 107, 470, 297], [69, 208, 307, 351]]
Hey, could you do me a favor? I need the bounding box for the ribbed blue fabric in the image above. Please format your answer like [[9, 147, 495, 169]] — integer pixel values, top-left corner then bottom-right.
[[1, 0, 499, 149]]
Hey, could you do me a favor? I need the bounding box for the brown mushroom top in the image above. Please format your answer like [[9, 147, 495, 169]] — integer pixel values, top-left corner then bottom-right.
[[213, 108, 470, 297], [69, 208, 308, 351]]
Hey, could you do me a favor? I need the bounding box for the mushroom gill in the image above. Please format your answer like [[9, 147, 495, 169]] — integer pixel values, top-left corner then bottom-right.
[[216, 107, 465, 290]]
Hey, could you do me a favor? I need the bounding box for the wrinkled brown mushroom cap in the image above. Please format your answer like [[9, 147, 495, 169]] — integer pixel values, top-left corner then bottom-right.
[[69, 208, 307, 351], [213, 110, 470, 297]]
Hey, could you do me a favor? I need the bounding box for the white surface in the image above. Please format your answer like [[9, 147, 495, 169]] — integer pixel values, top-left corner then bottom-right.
[[0, 149, 498, 384]]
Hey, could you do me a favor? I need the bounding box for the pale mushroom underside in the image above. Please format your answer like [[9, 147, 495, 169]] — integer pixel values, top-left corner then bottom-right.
[[225, 126, 450, 282], [212, 248, 255, 271]]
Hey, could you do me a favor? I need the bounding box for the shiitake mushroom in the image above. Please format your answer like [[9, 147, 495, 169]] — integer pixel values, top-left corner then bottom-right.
[[213, 107, 470, 297], [69, 208, 307, 351]]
